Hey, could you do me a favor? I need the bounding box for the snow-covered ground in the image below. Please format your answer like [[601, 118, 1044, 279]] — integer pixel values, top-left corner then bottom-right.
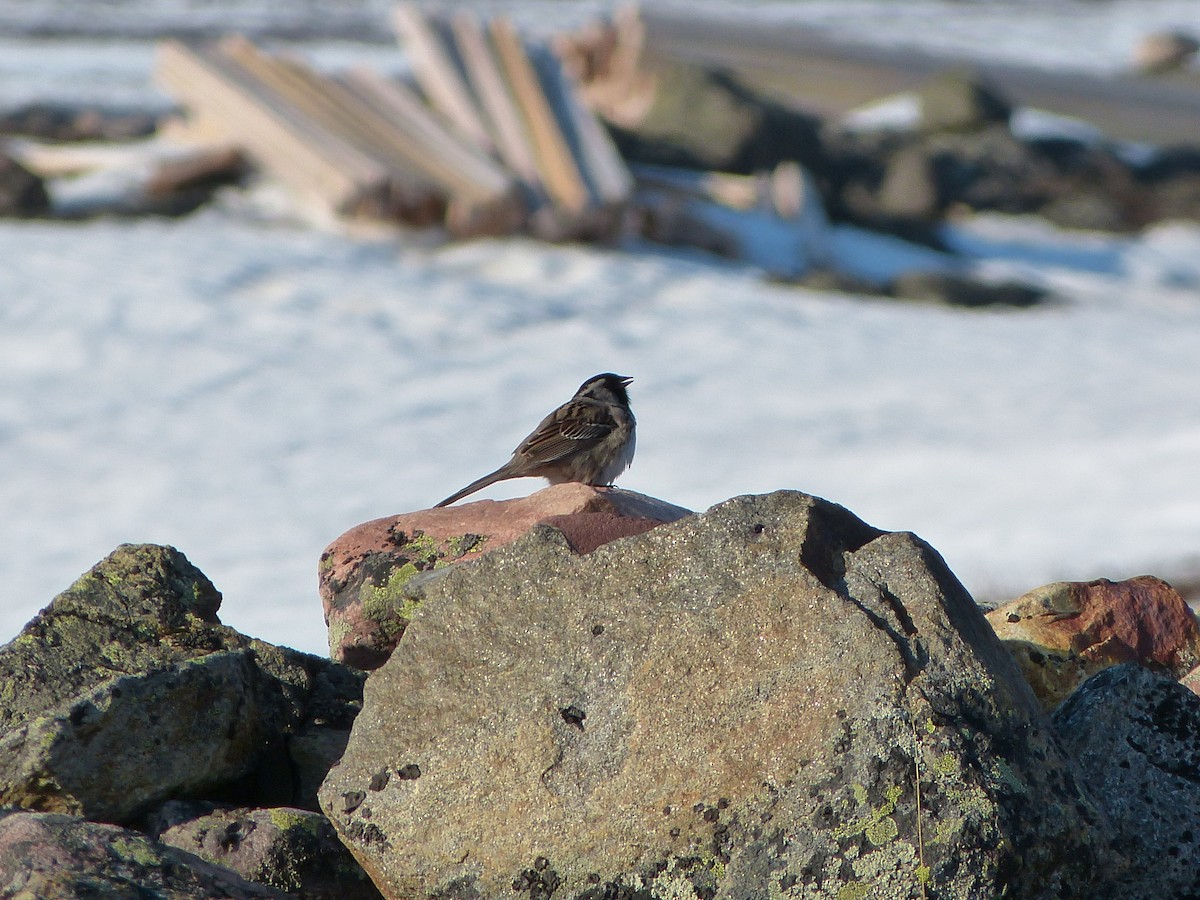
[[2, 1, 1199, 656]]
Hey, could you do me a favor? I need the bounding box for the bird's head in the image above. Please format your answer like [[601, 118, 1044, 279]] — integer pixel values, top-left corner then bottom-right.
[[576, 373, 633, 406]]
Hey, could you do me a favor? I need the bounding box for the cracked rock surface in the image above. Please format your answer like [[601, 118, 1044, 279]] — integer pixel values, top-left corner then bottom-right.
[[1054, 663, 1200, 898], [321, 491, 1110, 899], [0, 543, 363, 824]]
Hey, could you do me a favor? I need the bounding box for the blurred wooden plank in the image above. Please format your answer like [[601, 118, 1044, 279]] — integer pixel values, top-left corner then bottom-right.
[[393, 3, 493, 151], [156, 39, 382, 214], [214, 36, 445, 220], [449, 10, 543, 190], [336, 67, 525, 235], [336, 67, 512, 200], [533, 43, 631, 205], [4, 136, 234, 178], [491, 16, 588, 213]]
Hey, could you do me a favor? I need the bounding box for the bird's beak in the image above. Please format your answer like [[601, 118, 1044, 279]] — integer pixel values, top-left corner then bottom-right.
[[619, 376, 633, 386]]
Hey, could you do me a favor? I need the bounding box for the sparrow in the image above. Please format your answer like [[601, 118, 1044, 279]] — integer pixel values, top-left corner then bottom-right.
[[435, 373, 636, 507]]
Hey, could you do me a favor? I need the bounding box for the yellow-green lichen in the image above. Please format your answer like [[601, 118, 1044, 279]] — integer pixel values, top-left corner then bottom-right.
[[109, 836, 161, 868], [643, 854, 726, 900], [933, 753, 957, 776], [358, 565, 425, 634], [268, 807, 321, 836], [836, 882, 872, 900], [326, 618, 353, 658], [402, 531, 441, 564], [916, 864, 932, 884], [650, 874, 704, 900], [701, 852, 726, 882], [448, 532, 488, 557], [864, 814, 899, 846], [359, 563, 419, 608], [933, 816, 963, 845], [833, 784, 903, 845]]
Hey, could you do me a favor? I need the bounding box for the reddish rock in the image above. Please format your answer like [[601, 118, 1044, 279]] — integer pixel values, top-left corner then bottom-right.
[[320, 484, 691, 669], [986, 575, 1200, 710]]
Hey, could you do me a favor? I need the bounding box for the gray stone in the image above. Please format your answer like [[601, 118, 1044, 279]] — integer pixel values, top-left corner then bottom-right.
[[1053, 664, 1200, 898], [0, 153, 49, 218], [321, 491, 1110, 899], [0, 103, 159, 141], [158, 806, 382, 899], [917, 68, 1011, 133], [888, 271, 1047, 308], [876, 144, 942, 220], [0, 544, 362, 824], [608, 58, 828, 176], [0, 810, 291, 898]]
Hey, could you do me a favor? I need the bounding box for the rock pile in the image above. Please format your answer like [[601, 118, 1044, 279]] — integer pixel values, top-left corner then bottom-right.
[[319, 491, 1109, 898], [0, 544, 379, 898], [4, 494, 1200, 897]]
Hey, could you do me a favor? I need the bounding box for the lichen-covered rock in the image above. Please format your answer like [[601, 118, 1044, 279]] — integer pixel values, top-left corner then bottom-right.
[[0, 810, 291, 898], [320, 484, 691, 669], [0, 544, 363, 823], [986, 576, 1200, 710], [158, 806, 382, 899], [320, 491, 1111, 899], [1053, 664, 1200, 898]]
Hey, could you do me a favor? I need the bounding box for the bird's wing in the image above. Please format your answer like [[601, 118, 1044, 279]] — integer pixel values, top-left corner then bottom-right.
[[515, 399, 614, 466]]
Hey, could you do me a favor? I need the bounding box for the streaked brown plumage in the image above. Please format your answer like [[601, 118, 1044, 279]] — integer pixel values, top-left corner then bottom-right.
[[435, 373, 636, 508]]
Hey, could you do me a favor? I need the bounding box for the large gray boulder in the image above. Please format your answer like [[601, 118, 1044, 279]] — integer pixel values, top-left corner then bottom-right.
[[1053, 663, 1200, 898], [320, 491, 1111, 899], [0, 544, 363, 824]]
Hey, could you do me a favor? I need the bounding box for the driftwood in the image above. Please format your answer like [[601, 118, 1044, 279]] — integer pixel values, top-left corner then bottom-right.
[[157, 39, 400, 218], [393, 4, 494, 153], [491, 18, 590, 217], [6, 135, 245, 218], [449, 10, 543, 191], [154, 7, 632, 239]]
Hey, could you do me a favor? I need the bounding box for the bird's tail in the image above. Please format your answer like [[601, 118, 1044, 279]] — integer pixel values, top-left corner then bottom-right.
[[434, 467, 512, 508]]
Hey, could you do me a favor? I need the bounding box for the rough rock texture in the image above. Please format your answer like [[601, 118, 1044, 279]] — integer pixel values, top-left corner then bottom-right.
[[320, 484, 691, 669], [320, 490, 1110, 900], [1053, 664, 1200, 898], [158, 806, 383, 900], [986, 576, 1200, 710], [0, 544, 363, 823], [0, 810, 290, 898]]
